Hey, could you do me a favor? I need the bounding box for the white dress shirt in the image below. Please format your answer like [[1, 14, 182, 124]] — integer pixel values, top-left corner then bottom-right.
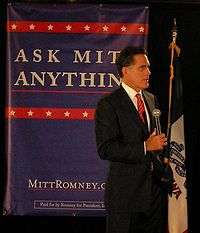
[[121, 82, 150, 131], [121, 82, 151, 154]]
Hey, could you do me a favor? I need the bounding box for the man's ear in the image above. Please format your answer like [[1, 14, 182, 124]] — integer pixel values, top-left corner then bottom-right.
[[122, 66, 128, 77]]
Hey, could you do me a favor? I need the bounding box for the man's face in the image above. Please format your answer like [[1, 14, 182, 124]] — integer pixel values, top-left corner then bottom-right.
[[122, 54, 151, 92]]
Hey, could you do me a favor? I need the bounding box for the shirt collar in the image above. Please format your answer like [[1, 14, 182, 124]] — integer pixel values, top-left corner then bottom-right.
[[121, 82, 142, 100]]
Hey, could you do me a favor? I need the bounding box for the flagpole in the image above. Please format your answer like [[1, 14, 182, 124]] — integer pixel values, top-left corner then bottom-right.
[[163, 18, 180, 165], [167, 18, 177, 140]]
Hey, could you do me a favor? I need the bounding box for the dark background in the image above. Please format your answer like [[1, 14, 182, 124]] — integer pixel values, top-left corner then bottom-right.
[[1, 0, 199, 232]]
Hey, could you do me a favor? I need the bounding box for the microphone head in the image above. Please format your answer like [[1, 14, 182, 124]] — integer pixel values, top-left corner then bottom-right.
[[152, 108, 161, 117]]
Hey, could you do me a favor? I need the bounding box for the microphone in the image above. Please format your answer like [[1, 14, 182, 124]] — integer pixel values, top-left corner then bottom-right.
[[152, 108, 170, 165], [152, 108, 161, 135], [172, 18, 177, 43]]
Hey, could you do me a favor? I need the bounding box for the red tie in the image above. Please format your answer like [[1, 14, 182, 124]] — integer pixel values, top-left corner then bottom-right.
[[136, 93, 146, 123]]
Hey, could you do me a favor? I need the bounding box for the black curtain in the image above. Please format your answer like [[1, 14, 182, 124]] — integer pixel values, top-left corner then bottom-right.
[[1, 1, 199, 232]]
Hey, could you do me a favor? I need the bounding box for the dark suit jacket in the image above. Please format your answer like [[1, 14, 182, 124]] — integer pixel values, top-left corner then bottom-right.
[[95, 86, 161, 213]]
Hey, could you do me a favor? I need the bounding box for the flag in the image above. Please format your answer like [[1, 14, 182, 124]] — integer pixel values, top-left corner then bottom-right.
[[168, 43, 188, 233]]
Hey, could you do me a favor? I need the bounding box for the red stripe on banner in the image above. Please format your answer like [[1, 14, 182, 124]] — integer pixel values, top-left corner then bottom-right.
[[5, 107, 95, 120], [11, 89, 111, 95], [7, 21, 148, 35]]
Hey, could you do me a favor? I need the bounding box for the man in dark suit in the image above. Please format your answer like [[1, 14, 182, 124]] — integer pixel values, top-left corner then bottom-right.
[[95, 46, 170, 233]]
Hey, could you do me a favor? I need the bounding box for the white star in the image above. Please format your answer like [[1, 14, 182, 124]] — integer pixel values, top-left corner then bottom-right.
[[11, 24, 17, 30], [84, 25, 90, 31], [29, 24, 36, 30], [46, 110, 52, 117], [121, 26, 127, 32], [64, 111, 70, 117], [27, 110, 34, 116], [102, 25, 109, 32], [48, 24, 53, 30], [82, 111, 88, 118], [9, 110, 15, 116], [139, 26, 144, 32], [66, 25, 72, 31]]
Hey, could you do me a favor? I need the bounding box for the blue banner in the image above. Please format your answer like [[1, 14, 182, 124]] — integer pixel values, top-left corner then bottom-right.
[[4, 3, 149, 216]]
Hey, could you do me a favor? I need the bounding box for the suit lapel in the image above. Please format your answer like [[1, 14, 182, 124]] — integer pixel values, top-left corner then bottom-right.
[[143, 91, 155, 132]]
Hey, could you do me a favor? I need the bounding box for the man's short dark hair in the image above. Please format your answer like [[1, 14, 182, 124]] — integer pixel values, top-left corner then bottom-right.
[[116, 46, 147, 77]]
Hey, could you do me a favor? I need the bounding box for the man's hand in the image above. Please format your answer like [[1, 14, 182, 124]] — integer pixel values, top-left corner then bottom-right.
[[145, 129, 167, 151]]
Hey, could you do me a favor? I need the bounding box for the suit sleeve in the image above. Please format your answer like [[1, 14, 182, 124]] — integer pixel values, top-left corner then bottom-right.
[[95, 98, 148, 164]]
